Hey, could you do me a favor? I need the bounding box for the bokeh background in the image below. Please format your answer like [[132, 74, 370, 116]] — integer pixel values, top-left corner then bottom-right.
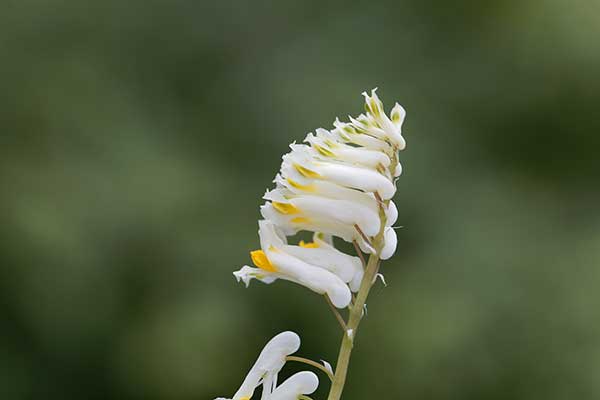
[[1, 1, 599, 399]]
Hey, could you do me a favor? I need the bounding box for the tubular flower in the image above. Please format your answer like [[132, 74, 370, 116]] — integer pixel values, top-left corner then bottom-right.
[[215, 331, 318, 400], [268, 371, 319, 400], [234, 88, 406, 308], [234, 220, 353, 308]]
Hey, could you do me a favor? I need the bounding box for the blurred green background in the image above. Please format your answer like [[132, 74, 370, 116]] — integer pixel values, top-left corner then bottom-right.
[[1, 1, 599, 399]]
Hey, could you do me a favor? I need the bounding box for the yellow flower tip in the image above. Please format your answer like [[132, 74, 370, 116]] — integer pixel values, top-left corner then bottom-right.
[[338, 131, 351, 141], [272, 201, 300, 215], [250, 249, 278, 272], [342, 125, 356, 134], [371, 99, 382, 117], [324, 139, 338, 148], [240, 397, 251, 400], [294, 163, 321, 179], [299, 240, 319, 248], [291, 217, 310, 224], [287, 178, 316, 193], [313, 143, 335, 157]]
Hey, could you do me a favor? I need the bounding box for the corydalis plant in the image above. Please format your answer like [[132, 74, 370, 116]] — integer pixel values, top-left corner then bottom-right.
[[218, 89, 406, 400]]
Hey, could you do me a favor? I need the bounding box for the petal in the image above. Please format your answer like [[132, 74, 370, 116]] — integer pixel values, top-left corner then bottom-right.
[[355, 234, 376, 255], [269, 371, 319, 400], [257, 219, 287, 249], [393, 162, 403, 177], [231, 332, 300, 400], [380, 227, 397, 260], [312, 233, 364, 292], [385, 200, 398, 227], [362, 89, 406, 150], [390, 102, 406, 128], [312, 162, 396, 200], [266, 248, 352, 308], [284, 240, 361, 284], [233, 266, 277, 287]]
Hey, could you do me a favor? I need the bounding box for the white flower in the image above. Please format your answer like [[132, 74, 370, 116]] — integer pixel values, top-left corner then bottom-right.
[[282, 232, 364, 293], [360, 88, 406, 150], [215, 332, 319, 400], [235, 89, 406, 308], [268, 371, 319, 400], [380, 227, 398, 260], [234, 221, 352, 308], [215, 331, 302, 400]]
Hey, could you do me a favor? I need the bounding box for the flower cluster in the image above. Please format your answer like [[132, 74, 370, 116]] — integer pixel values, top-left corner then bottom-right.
[[218, 89, 407, 400], [234, 89, 406, 309]]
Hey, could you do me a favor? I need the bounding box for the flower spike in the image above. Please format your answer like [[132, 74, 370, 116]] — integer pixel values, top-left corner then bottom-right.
[[223, 89, 407, 400], [235, 89, 406, 307]]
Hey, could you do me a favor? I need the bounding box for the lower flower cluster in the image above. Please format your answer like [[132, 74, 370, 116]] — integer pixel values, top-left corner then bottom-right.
[[215, 332, 319, 400]]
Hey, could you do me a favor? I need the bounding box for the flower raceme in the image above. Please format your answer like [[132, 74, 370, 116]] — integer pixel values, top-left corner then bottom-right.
[[234, 89, 406, 309], [215, 331, 319, 400], [221, 89, 407, 400]]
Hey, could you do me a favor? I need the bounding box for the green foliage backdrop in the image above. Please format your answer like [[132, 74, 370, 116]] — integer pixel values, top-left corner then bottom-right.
[[1, 1, 599, 399]]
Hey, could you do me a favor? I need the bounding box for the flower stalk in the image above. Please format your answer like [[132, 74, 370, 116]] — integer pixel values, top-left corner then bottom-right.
[[286, 356, 335, 382], [325, 295, 348, 332], [327, 201, 387, 400]]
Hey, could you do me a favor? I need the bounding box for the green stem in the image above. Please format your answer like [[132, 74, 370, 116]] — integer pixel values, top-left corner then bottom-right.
[[325, 295, 348, 332], [326, 158, 394, 399], [326, 251, 380, 400]]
